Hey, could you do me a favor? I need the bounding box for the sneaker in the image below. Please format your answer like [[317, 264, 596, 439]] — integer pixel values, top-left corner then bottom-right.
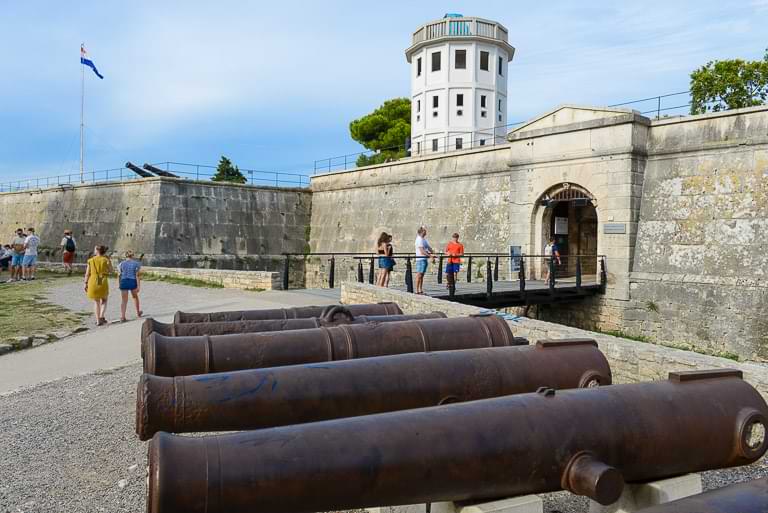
[[5, 279, 14, 283]]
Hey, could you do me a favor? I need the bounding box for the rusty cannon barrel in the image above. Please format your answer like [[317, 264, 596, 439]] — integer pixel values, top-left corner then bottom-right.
[[141, 309, 447, 346], [173, 302, 403, 323], [144, 314, 522, 377], [635, 478, 768, 513], [147, 369, 768, 513], [136, 339, 610, 440]]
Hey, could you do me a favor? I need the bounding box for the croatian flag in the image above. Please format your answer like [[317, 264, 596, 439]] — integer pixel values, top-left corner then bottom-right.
[[80, 45, 104, 79]]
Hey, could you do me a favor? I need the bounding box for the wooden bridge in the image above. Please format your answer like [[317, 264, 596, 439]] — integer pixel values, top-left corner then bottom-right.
[[284, 253, 606, 309]]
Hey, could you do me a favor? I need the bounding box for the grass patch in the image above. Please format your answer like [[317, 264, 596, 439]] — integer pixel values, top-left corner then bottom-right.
[[244, 287, 266, 292], [0, 271, 85, 342], [595, 329, 652, 343], [142, 273, 225, 288], [645, 300, 659, 313]]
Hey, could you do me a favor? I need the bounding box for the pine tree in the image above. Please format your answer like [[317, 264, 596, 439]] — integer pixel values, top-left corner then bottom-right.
[[212, 156, 247, 184]]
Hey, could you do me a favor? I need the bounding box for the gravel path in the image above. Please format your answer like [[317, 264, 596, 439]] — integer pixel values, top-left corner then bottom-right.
[[0, 363, 146, 513], [1, 359, 767, 512], [44, 280, 340, 329]]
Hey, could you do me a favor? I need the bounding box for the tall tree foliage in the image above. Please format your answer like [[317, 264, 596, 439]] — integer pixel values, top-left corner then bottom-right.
[[349, 98, 411, 167], [690, 50, 768, 114], [212, 156, 247, 184]]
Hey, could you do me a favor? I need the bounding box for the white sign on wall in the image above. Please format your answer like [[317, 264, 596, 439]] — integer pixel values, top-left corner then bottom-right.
[[554, 216, 569, 235]]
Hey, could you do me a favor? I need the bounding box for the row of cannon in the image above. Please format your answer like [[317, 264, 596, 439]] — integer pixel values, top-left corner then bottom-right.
[[136, 301, 768, 513]]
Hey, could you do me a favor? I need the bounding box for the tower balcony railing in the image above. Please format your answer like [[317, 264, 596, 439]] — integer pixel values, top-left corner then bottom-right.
[[411, 17, 509, 46]]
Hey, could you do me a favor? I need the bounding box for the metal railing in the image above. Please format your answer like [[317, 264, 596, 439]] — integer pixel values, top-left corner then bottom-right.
[[0, 161, 310, 193], [609, 90, 693, 119], [2, 90, 705, 194], [283, 251, 607, 300], [411, 17, 509, 46], [313, 121, 522, 174], [312, 90, 700, 175]]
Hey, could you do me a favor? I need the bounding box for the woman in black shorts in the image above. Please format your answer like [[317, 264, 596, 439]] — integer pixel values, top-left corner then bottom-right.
[[376, 232, 395, 287]]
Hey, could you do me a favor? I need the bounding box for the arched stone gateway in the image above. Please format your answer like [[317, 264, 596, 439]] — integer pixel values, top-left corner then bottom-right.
[[532, 183, 599, 280]]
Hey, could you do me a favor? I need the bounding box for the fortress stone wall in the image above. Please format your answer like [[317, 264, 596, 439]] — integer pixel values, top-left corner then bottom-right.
[[2, 105, 766, 360], [310, 104, 768, 361], [0, 178, 311, 279]]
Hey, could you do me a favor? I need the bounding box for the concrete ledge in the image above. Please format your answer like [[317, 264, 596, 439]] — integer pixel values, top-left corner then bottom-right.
[[141, 266, 281, 290], [36, 262, 281, 290], [340, 282, 768, 398]]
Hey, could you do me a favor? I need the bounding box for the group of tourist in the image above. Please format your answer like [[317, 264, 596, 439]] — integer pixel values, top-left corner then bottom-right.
[[2, 227, 144, 325], [376, 226, 465, 294], [1, 227, 41, 282]]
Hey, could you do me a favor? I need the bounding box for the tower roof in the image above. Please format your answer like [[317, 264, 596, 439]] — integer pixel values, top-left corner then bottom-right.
[[405, 16, 515, 63]]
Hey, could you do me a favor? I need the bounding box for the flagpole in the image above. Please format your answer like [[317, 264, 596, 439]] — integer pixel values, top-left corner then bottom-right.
[[80, 43, 85, 184]]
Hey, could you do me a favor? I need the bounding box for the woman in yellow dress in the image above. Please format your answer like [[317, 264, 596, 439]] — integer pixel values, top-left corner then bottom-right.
[[84, 245, 114, 325]]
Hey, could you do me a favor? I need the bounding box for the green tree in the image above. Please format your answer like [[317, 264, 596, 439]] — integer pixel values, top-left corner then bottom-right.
[[349, 98, 411, 167], [211, 156, 247, 184], [690, 49, 768, 114]]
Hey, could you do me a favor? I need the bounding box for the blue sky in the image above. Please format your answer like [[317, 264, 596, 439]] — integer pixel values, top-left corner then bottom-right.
[[1, 0, 767, 182]]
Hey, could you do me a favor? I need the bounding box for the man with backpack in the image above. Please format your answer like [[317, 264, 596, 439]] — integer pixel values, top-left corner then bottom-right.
[[61, 230, 77, 275]]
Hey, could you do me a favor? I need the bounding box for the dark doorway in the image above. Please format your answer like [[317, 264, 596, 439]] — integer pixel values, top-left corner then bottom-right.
[[546, 189, 598, 278]]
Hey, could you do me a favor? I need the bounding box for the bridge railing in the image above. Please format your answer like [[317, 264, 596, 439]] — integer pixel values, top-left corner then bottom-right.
[[283, 252, 607, 298]]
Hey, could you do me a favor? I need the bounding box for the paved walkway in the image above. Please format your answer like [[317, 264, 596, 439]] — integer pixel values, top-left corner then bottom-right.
[[0, 283, 340, 395]]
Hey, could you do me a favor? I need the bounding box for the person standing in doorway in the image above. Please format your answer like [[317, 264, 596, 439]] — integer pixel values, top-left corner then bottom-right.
[[542, 237, 561, 285], [414, 227, 434, 295], [22, 228, 40, 281], [444, 233, 465, 293], [8, 228, 26, 282], [61, 230, 77, 275], [376, 232, 395, 288], [84, 245, 113, 326]]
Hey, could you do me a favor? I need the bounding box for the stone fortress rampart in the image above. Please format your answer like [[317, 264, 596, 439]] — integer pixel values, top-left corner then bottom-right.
[[309, 104, 768, 361], [0, 177, 311, 281], [1, 104, 766, 360]]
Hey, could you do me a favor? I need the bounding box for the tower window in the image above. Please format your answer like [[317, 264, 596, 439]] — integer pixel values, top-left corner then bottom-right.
[[499, 114, 503, 122], [456, 138, 463, 150], [432, 139, 438, 152], [417, 57, 422, 76], [457, 109, 463, 116], [481, 111, 487, 118], [455, 49, 466, 69], [480, 95, 487, 108], [498, 99, 502, 111], [431, 51, 441, 72], [433, 111, 438, 117], [456, 94, 464, 107], [480, 51, 489, 71], [498, 56, 503, 76], [433, 96, 439, 108], [416, 142, 421, 154], [417, 100, 421, 113], [480, 139, 486, 146]]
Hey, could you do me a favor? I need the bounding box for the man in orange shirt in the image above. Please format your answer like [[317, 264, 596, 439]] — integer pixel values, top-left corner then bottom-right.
[[444, 233, 465, 294]]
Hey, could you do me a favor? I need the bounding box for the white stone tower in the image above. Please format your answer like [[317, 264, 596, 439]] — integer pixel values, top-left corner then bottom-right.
[[405, 14, 515, 155]]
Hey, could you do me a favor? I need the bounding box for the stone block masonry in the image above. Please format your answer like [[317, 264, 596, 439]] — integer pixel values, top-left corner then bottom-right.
[[0, 177, 311, 286], [341, 282, 768, 399], [141, 267, 281, 290], [314, 105, 768, 361]]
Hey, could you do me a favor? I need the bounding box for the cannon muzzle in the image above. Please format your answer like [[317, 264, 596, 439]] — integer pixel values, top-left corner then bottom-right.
[[136, 339, 610, 440], [143, 314, 521, 376], [147, 369, 768, 512]]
